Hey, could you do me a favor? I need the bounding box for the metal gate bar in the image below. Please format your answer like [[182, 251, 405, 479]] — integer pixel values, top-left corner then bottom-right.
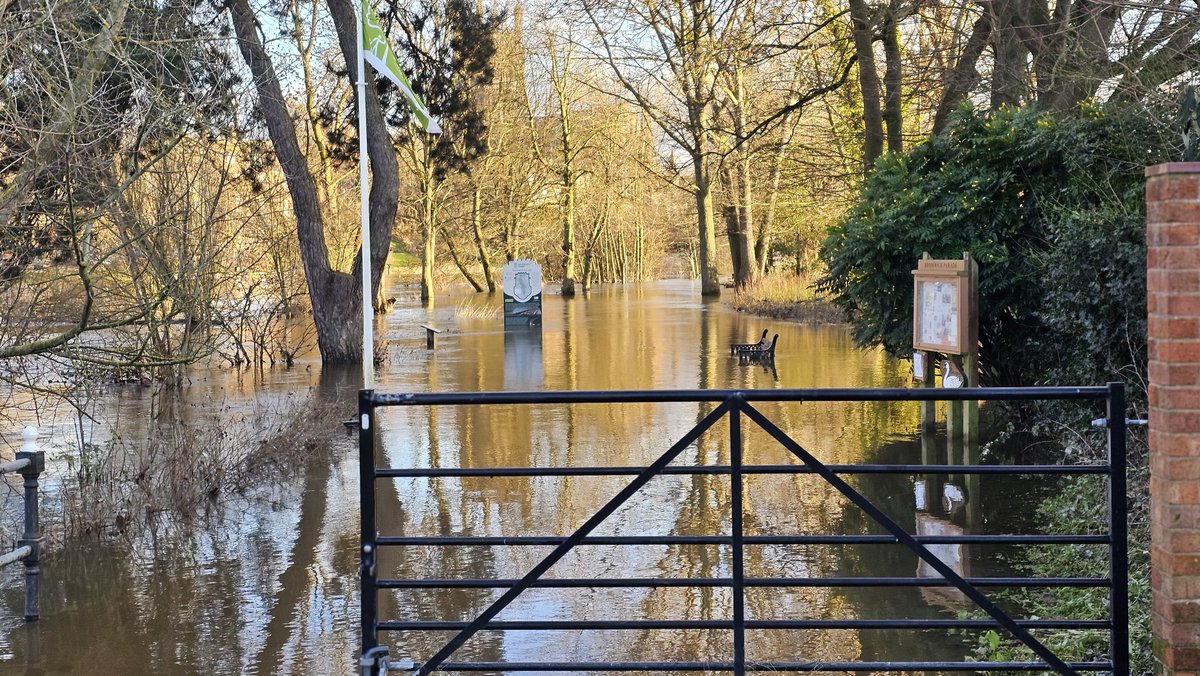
[[359, 385, 1129, 675], [1107, 388, 1130, 674], [377, 576, 1108, 589], [729, 404, 746, 676], [377, 619, 1112, 629]]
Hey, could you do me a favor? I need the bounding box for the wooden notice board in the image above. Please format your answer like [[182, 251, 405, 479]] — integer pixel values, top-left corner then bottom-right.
[[912, 258, 972, 355]]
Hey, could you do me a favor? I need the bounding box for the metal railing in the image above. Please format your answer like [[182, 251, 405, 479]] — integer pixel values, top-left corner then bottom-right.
[[2, 426, 44, 621], [358, 384, 1129, 675]]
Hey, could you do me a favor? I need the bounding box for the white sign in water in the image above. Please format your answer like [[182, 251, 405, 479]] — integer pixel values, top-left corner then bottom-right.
[[502, 259, 542, 325]]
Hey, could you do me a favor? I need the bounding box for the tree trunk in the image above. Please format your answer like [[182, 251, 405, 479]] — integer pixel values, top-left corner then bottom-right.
[[721, 169, 754, 288], [634, 211, 644, 279], [561, 176, 577, 296], [727, 67, 757, 288], [581, 249, 593, 291], [471, 186, 496, 293], [933, 14, 991, 134], [881, 8, 903, 154], [441, 227, 484, 292], [552, 44, 579, 298], [989, 0, 1027, 108], [735, 146, 757, 286], [848, 0, 884, 173], [581, 199, 607, 291], [230, 0, 363, 363], [504, 212, 520, 261], [724, 204, 747, 285], [619, 227, 629, 282], [1035, 3, 1121, 114], [694, 149, 720, 296], [419, 138, 437, 305]]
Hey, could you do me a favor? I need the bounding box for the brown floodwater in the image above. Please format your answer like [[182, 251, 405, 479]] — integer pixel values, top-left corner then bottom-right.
[[0, 280, 1063, 674]]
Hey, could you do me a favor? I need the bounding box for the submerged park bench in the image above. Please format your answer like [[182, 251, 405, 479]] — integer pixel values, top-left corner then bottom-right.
[[737, 334, 779, 362], [730, 329, 778, 362], [729, 329, 770, 354]]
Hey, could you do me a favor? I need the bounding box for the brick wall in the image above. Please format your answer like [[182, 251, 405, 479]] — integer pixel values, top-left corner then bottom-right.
[[1148, 162, 1200, 675]]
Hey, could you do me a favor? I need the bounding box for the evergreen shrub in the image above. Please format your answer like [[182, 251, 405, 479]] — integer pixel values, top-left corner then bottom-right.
[[819, 105, 1170, 390]]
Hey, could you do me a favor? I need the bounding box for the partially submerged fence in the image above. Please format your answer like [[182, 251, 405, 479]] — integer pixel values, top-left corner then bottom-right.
[[358, 385, 1130, 675], [1, 426, 43, 621]]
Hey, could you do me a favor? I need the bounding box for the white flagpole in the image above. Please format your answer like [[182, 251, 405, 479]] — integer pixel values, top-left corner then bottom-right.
[[356, 0, 375, 388]]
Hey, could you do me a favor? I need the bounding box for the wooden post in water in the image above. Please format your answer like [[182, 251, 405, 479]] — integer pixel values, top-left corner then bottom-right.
[[946, 357, 963, 445], [945, 361, 963, 478], [961, 253, 980, 443], [915, 349, 936, 433], [915, 254, 937, 433]]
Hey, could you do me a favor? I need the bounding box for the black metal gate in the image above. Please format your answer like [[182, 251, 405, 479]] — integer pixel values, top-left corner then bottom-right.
[[358, 385, 1129, 675]]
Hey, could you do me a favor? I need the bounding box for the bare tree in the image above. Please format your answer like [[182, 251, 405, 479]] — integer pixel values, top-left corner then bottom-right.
[[525, 17, 607, 297], [710, 0, 855, 284], [584, 0, 728, 296], [227, 0, 399, 363], [0, 0, 246, 384]]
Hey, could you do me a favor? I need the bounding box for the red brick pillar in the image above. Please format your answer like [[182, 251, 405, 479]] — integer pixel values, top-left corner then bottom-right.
[[1148, 162, 1200, 675]]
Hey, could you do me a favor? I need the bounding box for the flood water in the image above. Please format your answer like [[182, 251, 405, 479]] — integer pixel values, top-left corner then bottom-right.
[[0, 280, 1069, 674]]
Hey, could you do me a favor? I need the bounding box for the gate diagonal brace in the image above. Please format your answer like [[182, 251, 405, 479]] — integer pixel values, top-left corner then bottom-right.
[[739, 401, 1081, 676], [412, 401, 733, 675]]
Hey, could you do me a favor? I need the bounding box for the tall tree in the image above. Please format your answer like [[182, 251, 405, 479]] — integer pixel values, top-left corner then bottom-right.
[[228, 0, 399, 363], [547, 33, 587, 297], [846, 0, 906, 173], [585, 0, 728, 296], [526, 19, 601, 297], [847, 0, 884, 172], [711, 0, 854, 284]]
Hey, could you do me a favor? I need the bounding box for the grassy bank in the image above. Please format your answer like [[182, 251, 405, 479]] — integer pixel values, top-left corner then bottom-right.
[[971, 419, 1151, 673], [727, 272, 847, 323], [974, 427, 1152, 672]]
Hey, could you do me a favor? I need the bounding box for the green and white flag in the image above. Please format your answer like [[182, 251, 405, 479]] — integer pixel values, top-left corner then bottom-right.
[[361, 0, 441, 134]]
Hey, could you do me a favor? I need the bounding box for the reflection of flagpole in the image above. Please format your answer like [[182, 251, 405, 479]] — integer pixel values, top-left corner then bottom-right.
[[356, 0, 374, 387]]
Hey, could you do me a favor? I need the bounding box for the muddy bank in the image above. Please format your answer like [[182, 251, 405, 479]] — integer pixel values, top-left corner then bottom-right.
[[728, 296, 847, 324]]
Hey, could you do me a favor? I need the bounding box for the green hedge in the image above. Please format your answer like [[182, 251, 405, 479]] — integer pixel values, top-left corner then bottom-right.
[[819, 105, 1170, 389]]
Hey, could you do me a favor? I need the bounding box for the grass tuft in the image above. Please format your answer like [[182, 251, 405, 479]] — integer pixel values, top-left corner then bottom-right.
[[728, 272, 847, 323], [454, 300, 500, 319]]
